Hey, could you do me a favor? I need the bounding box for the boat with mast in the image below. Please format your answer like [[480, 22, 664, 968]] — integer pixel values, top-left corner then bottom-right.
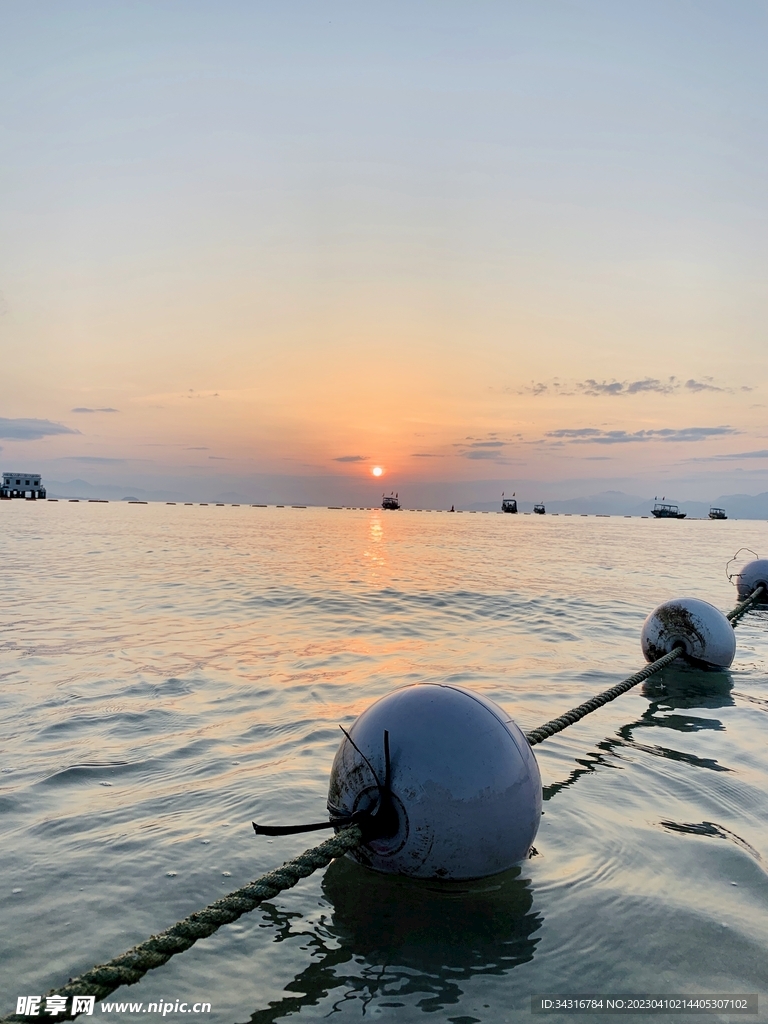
[[651, 497, 686, 519], [501, 492, 518, 513]]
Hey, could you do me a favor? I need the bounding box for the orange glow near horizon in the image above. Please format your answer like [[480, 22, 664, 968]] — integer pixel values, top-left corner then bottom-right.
[[2, 7, 766, 505]]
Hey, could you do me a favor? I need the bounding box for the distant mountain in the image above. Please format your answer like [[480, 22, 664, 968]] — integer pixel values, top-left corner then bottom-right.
[[46, 478, 186, 502], [42, 478, 768, 518], [213, 490, 263, 504], [643, 493, 768, 519], [687, 492, 768, 520], [466, 490, 648, 514], [541, 491, 649, 516]]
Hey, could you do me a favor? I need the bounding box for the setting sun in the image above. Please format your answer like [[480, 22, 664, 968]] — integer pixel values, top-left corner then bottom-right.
[[372, 466, 384, 477]]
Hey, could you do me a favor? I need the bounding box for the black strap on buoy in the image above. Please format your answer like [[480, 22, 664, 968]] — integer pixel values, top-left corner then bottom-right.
[[253, 727, 399, 842], [252, 810, 370, 837]]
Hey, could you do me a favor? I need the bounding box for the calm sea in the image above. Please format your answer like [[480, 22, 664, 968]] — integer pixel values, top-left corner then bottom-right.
[[2, 502, 767, 1023]]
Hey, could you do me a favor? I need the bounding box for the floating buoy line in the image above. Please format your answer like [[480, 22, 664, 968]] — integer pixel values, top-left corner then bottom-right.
[[3, 561, 767, 1023]]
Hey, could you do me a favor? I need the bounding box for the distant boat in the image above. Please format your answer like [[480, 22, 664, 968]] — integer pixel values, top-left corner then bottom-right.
[[501, 492, 518, 514], [652, 502, 686, 519], [533, 502, 546, 515], [382, 492, 401, 510], [708, 506, 727, 520]]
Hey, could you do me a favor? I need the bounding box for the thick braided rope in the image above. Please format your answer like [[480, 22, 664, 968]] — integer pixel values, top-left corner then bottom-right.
[[726, 583, 766, 625], [5, 590, 765, 1021], [0, 827, 362, 1024], [525, 646, 683, 746], [526, 588, 765, 746]]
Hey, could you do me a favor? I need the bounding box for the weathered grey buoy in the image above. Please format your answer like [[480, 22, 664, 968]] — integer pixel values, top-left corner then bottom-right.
[[640, 597, 735, 668], [736, 559, 768, 602], [327, 683, 541, 880]]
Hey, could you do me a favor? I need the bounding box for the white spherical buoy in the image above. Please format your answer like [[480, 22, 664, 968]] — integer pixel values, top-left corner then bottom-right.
[[736, 559, 768, 602], [640, 597, 735, 669], [327, 684, 541, 880]]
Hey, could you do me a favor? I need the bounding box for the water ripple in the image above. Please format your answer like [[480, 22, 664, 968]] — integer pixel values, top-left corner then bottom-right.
[[2, 504, 768, 1019]]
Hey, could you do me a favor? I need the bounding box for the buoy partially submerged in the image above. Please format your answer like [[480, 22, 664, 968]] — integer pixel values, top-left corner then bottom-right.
[[327, 683, 541, 880], [640, 597, 735, 669], [736, 559, 768, 602], [254, 590, 751, 878]]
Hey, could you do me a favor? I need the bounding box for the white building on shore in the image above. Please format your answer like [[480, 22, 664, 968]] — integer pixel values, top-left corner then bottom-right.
[[1, 472, 46, 499]]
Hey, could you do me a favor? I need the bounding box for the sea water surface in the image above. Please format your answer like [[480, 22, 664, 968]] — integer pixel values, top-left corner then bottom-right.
[[1, 502, 767, 1023]]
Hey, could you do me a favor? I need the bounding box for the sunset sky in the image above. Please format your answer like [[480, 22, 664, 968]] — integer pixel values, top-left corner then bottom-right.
[[2, 2, 767, 504]]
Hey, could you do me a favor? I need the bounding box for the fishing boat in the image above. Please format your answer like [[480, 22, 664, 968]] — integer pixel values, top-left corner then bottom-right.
[[708, 506, 727, 520], [533, 502, 546, 515], [382, 492, 400, 510], [501, 492, 517, 514], [651, 502, 686, 519]]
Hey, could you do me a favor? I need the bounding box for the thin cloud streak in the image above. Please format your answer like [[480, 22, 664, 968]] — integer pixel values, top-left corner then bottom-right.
[[519, 376, 752, 397], [581, 377, 677, 396], [462, 449, 506, 460], [71, 407, 120, 413], [685, 449, 768, 462], [57, 456, 127, 464], [0, 417, 79, 440], [546, 426, 737, 444]]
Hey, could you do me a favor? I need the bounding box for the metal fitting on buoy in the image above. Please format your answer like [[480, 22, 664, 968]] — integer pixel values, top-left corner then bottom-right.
[[735, 559, 768, 602], [326, 683, 541, 880], [640, 597, 735, 669]]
